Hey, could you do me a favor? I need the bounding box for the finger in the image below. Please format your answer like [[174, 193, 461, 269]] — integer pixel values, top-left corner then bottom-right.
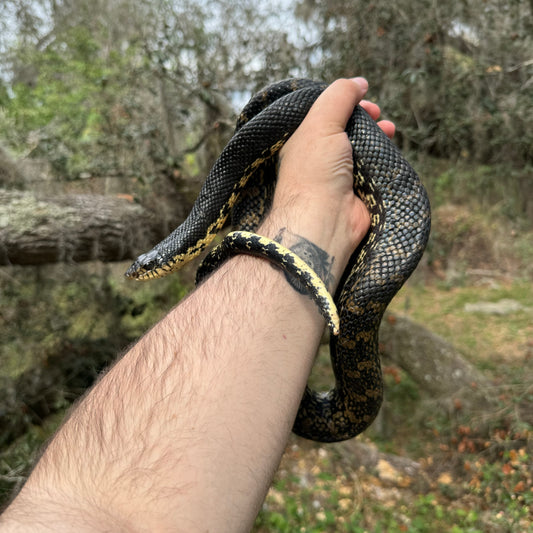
[[304, 78, 368, 135], [377, 120, 395, 139], [360, 100, 381, 121], [360, 101, 395, 139]]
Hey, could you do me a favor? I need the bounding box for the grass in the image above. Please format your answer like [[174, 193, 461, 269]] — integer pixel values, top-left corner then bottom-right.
[[255, 275, 533, 532], [388, 278, 533, 374], [252, 433, 530, 532]]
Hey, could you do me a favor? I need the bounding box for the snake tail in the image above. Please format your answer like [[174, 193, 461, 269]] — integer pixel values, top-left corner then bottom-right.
[[196, 231, 340, 335]]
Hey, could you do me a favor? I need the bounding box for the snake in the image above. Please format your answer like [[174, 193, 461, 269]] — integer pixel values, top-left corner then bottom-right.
[[125, 78, 431, 443]]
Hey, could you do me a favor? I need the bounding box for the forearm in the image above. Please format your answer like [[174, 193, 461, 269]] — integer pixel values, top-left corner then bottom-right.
[[1, 227, 334, 532], [1, 77, 378, 532]]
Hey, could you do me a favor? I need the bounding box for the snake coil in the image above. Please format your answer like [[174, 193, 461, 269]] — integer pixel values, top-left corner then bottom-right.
[[126, 79, 431, 443]]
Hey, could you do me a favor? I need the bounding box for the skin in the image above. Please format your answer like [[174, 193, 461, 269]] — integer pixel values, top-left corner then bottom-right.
[[0, 77, 395, 533]]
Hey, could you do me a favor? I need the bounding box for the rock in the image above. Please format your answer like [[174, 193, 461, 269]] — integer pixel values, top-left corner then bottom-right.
[[464, 299, 529, 315]]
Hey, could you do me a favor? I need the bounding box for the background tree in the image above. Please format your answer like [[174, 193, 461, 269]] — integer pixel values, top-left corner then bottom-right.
[[296, 0, 533, 166], [0, 0, 300, 188]]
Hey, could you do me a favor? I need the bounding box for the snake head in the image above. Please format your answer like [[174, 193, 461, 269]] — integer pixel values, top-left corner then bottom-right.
[[125, 249, 165, 280]]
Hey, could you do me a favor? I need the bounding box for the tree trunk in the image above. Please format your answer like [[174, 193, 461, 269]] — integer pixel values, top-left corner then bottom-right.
[[0, 189, 189, 266]]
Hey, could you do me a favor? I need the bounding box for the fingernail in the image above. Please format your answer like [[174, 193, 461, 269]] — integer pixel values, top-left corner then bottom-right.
[[351, 77, 368, 93]]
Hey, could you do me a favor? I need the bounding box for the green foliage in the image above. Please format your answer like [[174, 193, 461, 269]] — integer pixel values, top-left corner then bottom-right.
[[1, 0, 531, 210], [426, 160, 533, 225], [466, 447, 533, 527], [0, 263, 193, 380], [0, 414, 63, 506], [255, 480, 489, 532], [300, 0, 533, 168], [2, 25, 143, 177], [0, 0, 303, 185], [11, 27, 100, 128]]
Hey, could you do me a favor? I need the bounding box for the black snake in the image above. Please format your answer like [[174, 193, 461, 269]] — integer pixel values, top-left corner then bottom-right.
[[126, 79, 431, 443]]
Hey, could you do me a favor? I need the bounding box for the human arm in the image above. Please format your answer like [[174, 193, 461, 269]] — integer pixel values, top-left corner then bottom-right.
[[0, 78, 394, 532]]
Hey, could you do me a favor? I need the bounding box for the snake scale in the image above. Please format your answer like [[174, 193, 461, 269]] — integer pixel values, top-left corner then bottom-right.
[[126, 78, 431, 443]]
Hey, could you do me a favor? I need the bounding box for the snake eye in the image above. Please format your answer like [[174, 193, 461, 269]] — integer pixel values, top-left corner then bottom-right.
[[137, 249, 162, 271], [125, 249, 163, 279]]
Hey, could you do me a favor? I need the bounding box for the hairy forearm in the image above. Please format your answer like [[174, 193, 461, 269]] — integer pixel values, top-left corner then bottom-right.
[[2, 77, 376, 532], [2, 240, 329, 532]]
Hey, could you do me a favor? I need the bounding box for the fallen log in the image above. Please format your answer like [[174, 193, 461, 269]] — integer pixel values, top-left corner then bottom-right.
[[0, 189, 188, 266]]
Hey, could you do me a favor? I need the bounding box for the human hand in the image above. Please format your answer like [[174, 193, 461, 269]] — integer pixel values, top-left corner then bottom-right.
[[261, 78, 395, 289]]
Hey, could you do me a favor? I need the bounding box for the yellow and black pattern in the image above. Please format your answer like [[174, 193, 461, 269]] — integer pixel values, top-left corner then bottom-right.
[[126, 78, 431, 443], [196, 230, 340, 336], [125, 81, 323, 281]]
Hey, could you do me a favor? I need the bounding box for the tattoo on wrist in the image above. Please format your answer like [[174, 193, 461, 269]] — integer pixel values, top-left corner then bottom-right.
[[273, 228, 335, 293]]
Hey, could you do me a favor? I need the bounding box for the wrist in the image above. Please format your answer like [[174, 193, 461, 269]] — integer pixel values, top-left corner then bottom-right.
[[258, 195, 370, 292]]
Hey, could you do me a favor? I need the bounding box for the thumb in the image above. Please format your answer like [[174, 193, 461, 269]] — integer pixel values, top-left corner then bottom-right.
[[304, 78, 368, 136]]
